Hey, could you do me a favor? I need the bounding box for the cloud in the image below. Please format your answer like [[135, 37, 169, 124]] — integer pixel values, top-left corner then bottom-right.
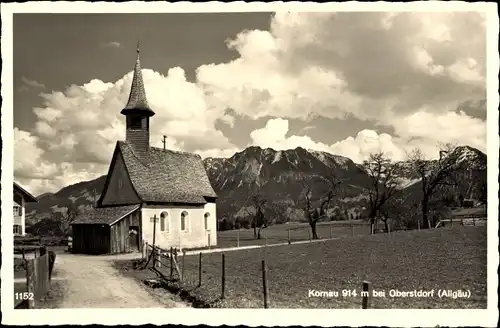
[[102, 41, 122, 48], [21, 76, 45, 89], [197, 12, 486, 124]]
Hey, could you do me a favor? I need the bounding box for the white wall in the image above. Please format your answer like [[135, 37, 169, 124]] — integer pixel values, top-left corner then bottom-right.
[[141, 202, 217, 250], [13, 192, 26, 236]]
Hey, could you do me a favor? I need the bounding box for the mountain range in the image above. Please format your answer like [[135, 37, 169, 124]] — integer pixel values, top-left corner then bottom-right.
[[25, 145, 487, 234]]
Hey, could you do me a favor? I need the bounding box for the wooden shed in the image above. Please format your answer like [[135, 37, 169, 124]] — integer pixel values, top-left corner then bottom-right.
[[71, 205, 142, 255]]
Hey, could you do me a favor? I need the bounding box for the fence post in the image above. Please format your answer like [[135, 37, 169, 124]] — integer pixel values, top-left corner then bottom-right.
[[288, 229, 291, 245], [264, 230, 268, 247], [152, 247, 157, 268], [262, 259, 269, 308], [156, 247, 161, 268], [308, 229, 312, 242], [237, 229, 240, 248], [362, 281, 372, 309], [330, 226, 333, 239], [26, 259, 35, 309], [351, 223, 354, 237], [417, 220, 421, 231], [221, 253, 226, 299], [181, 249, 186, 281], [198, 252, 203, 287], [387, 224, 391, 234], [169, 247, 174, 280]]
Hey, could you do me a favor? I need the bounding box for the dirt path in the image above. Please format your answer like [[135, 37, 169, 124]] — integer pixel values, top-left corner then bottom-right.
[[51, 253, 186, 308]]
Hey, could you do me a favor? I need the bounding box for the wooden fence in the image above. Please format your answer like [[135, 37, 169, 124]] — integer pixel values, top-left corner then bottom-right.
[[15, 247, 54, 309]]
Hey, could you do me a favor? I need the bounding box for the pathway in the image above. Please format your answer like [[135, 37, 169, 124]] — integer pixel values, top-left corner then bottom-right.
[[49, 252, 186, 308]]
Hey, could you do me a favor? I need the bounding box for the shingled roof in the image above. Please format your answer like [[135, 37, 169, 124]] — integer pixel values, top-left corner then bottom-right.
[[72, 204, 140, 225], [102, 141, 218, 204]]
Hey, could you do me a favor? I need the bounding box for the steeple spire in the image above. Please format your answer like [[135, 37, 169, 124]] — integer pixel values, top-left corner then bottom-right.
[[121, 40, 155, 116]]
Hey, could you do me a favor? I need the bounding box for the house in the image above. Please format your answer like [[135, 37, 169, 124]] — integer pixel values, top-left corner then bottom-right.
[[71, 44, 218, 255], [13, 182, 38, 236]]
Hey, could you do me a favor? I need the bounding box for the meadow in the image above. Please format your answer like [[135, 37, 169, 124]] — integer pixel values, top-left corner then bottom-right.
[[117, 226, 487, 309]]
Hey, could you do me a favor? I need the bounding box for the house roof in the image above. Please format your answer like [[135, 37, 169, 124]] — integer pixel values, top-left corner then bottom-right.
[[116, 141, 218, 204], [14, 182, 38, 203], [72, 204, 140, 225]]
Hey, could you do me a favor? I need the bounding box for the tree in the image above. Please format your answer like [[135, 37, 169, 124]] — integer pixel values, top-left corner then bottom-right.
[[406, 144, 459, 229], [247, 194, 274, 239], [60, 203, 79, 236], [362, 152, 401, 234], [301, 175, 342, 239]]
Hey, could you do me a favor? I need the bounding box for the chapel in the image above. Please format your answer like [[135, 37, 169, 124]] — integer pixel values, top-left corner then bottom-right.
[[71, 43, 218, 254]]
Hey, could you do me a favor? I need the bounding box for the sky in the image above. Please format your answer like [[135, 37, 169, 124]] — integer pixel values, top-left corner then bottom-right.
[[13, 12, 487, 195]]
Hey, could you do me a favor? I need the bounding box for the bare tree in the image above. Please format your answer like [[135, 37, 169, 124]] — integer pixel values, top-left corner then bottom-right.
[[301, 175, 342, 239], [249, 194, 274, 239], [406, 143, 458, 229], [240, 193, 274, 239], [362, 152, 401, 234], [60, 203, 79, 236]]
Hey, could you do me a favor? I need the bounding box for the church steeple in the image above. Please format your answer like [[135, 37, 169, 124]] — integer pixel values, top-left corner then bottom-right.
[[121, 41, 154, 156], [121, 40, 155, 116]]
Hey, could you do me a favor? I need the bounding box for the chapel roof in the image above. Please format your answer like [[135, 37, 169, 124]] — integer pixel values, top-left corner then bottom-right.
[[72, 204, 140, 225], [108, 141, 218, 204]]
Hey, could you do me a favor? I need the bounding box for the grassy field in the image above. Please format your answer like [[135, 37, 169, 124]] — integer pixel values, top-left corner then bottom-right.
[[202, 220, 373, 250], [116, 226, 487, 309]]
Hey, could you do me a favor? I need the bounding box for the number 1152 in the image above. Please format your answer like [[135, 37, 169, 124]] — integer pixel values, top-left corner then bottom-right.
[[15, 292, 34, 300]]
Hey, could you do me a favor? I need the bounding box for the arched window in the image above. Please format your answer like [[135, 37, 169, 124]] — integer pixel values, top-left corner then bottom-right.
[[204, 212, 210, 231], [160, 212, 169, 232], [181, 211, 189, 232]]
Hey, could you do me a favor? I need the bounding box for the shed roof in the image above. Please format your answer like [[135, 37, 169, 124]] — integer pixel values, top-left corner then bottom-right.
[[115, 141, 217, 204], [72, 204, 140, 225], [14, 182, 38, 203]]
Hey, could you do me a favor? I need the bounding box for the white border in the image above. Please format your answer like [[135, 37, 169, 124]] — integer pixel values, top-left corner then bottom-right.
[[1, 2, 498, 327]]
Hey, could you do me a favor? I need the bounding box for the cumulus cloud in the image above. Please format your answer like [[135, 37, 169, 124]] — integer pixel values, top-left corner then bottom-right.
[[16, 12, 487, 194], [197, 11, 486, 123]]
